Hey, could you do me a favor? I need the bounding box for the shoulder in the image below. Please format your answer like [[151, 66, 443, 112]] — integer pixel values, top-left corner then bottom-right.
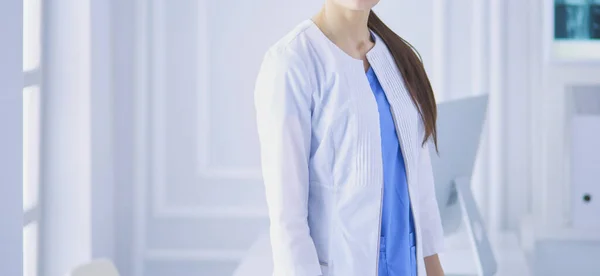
[[257, 20, 317, 89], [264, 19, 314, 61]]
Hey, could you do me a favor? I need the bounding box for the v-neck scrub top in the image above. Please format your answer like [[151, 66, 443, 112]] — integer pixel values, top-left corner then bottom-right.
[[366, 66, 417, 276]]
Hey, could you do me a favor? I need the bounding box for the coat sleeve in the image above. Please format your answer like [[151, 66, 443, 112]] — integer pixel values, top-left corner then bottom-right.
[[254, 49, 322, 276], [418, 141, 445, 257]]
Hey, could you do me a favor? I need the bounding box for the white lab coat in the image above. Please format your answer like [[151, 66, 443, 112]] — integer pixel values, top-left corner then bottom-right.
[[254, 19, 444, 276]]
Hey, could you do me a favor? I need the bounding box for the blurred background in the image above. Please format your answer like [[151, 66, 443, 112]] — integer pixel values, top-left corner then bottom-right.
[[1, 0, 600, 275]]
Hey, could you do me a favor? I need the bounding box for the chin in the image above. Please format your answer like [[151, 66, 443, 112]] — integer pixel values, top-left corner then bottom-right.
[[331, 0, 380, 11]]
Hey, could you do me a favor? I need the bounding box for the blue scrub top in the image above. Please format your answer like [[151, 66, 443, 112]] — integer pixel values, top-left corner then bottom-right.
[[366, 66, 417, 276]]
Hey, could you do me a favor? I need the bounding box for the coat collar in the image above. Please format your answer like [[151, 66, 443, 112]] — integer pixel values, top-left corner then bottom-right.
[[367, 31, 420, 193]]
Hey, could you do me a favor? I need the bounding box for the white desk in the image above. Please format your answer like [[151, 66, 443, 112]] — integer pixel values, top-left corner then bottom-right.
[[440, 229, 530, 276], [519, 217, 600, 276]]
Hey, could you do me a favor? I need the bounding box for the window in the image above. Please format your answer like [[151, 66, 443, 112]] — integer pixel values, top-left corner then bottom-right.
[[23, 0, 43, 275]]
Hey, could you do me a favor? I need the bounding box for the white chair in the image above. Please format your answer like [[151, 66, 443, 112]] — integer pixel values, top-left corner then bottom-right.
[[67, 259, 119, 276]]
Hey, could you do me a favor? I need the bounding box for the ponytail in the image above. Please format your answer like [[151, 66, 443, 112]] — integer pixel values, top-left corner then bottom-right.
[[368, 11, 438, 151]]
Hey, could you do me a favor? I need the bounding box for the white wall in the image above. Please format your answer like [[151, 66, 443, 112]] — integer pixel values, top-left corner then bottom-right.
[[0, 1, 23, 276], [374, 0, 435, 74], [503, 0, 533, 230], [42, 0, 93, 275], [90, 0, 115, 261], [42, 0, 117, 274], [111, 0, 136, 274]]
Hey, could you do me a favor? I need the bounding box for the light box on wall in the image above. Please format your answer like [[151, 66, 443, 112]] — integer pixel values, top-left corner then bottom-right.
[[549, 0, 600, 61]]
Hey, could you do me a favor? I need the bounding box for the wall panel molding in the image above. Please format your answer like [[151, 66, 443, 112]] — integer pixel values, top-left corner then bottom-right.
[[145, 249, 246, 261], [154, 205, 268, 219], [486, 0, 507, 231], [132, 0, 150, 275], [146, 0, 264, 219], [133, 1, 269, 274], [469, 0, 491, 226], [503, 0, 533, 230], [195, 0, 262, 179]]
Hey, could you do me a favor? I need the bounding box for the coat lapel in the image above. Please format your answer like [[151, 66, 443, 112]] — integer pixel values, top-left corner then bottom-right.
[[366, 40, 420, 190]]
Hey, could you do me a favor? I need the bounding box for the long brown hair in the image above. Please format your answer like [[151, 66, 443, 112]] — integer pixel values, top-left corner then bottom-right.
[[368, 11, 438, 150]]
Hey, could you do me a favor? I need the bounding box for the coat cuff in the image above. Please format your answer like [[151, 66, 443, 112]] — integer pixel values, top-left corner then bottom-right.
[[420, 220, 445, 257]]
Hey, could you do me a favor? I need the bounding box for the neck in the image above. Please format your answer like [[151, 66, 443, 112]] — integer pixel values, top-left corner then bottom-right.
[[312, 2, 373, 57]]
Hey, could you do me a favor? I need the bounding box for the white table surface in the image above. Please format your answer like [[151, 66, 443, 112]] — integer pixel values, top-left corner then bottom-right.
[[439, 228, 530, 276]]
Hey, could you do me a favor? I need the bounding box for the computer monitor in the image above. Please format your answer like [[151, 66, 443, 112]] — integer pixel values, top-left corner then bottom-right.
[[431, 94, 488, 235], [430, 94, 496, 276]]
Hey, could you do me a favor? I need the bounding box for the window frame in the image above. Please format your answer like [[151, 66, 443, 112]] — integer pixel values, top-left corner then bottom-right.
[[22, 0, 44, 275]]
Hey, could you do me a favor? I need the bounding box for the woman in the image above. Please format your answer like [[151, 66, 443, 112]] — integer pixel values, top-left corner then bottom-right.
[[254, 0, 445, 275]]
